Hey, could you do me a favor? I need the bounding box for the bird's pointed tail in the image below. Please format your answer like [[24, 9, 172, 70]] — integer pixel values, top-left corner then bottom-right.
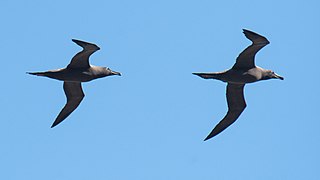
[[26, 72, 46, 76], [192, 72, 222, 79]]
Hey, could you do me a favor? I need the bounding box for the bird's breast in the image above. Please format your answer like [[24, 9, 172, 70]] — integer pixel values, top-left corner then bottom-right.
[[46, 69, 95, 82], [222, 69, 260, 84]]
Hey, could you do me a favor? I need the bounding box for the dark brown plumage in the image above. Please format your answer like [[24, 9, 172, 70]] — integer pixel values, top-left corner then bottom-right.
[[28, 39, 121, 128], [193, 29, 283, 141]]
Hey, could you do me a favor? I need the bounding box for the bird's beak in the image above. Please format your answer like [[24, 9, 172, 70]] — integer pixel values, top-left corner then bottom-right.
[[111, 70, 121, 76], [274, 73, 284, 80]]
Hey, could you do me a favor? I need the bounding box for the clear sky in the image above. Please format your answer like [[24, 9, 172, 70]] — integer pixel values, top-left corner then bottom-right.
[[1, 0, 319, 179]]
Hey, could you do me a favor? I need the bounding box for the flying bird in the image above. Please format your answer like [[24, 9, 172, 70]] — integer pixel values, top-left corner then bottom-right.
[[193, 29, 284, 141], [28, 39, 121, 128]]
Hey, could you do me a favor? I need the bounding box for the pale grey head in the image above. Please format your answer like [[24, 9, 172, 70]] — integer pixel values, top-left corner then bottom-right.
[[91, 66, 121, 80], [261, 69, 284, 80], [102, 67, 121, 77]]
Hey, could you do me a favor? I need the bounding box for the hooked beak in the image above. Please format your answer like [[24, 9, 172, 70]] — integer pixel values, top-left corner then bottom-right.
[[274, 73, 284, 80], [111, 70, 121, 76]]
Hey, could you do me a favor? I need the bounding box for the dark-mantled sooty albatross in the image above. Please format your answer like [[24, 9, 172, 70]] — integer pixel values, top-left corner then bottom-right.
[[193, 29, 284, 141], [28, 39, 121, 128]]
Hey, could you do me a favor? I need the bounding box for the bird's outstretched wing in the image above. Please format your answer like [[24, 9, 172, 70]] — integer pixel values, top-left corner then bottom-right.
[[204, 83, 246, 140], [67, 39, 100, 69], [51, 82, 85, 128], [232, 29, 269, 70]]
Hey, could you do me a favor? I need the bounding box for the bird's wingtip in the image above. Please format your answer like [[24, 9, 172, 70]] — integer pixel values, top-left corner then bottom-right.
[[27, 72, 37, 75], [51, 122, 58, 128], [242, 29, 252, 35], [72, 39, 100, 50], [192, 72, 203, 76], [204, 134, 213, 141], [72, 39, 84, 46], [242, 29, 270, 45], [242, 28, 256, 36]]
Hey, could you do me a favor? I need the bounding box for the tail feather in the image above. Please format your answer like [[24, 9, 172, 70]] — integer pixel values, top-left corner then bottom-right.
[[192, 72, 220, 79], [27, 72, 46, 76]]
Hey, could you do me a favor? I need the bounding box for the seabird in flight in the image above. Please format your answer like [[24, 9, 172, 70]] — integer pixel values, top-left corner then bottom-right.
[[28, 39, 121, 128], [193, 29, 284, 141]]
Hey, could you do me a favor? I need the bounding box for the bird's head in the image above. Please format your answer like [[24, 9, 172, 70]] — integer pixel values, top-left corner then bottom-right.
[[103, 67, 121, 77], [262, 70, 284, 80]]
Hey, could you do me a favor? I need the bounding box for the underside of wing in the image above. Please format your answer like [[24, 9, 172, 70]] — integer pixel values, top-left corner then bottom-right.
[[232, 29, 270, 70], [51, 82, 85, 128], [67, 39, 100, 69], [204, 83, 246, 140]]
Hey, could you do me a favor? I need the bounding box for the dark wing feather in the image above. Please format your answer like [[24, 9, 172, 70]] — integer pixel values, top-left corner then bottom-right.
[[232, 29, 269, 70], [51, 82, 85, 128], [67, 39, 100, 69], [204, 83, 246, 140]]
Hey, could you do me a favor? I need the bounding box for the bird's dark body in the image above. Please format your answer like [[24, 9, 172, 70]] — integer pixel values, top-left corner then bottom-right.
[[199, 67, 265, 84], [30, 66, 110, 82], [28, 39, 120, 128], [193, 29, 283, 140]]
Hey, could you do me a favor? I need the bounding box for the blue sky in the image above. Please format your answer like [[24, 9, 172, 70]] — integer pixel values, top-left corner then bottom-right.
[[1, 0, 320, 179]]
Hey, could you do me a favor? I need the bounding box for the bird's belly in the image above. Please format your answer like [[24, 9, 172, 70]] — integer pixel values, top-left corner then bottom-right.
[[222, 71, 258, 84], [63, 73, 94, 82], [45, 70, 95, 82], [227, 75, 257, 84]]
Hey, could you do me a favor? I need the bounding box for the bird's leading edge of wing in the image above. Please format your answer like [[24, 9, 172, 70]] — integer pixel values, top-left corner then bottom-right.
[[232, 29, 270, 70], [67, 39, 100, 69], [204, 83, 246, 140], [51, 82, 85, 128]]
